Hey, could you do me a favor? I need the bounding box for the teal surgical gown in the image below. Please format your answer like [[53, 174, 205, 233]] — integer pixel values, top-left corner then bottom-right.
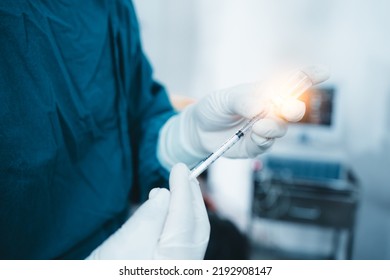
[[0, 0, 175, 259]]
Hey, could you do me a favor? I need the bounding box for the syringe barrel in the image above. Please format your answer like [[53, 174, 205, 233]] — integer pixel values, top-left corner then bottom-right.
[[189, 133, 241, 179]]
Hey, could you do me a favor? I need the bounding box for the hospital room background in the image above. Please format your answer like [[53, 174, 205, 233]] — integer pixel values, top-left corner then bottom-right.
[[133, 0, 390, 259]]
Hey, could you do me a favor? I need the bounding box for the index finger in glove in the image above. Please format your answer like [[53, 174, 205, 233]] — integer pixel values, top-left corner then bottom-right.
[[155, 163, 210, 260], [226, 83, 270, 119], [162, 163, 196, 244], [189, 177, 210, 244]]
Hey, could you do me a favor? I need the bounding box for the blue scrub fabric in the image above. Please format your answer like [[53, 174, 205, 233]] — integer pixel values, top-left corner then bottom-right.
[[0, 0, 175, 259]]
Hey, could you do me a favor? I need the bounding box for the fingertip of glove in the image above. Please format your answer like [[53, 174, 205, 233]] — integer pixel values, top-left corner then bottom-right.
[[250, 134, 275, 150], [172, 162, 190, 173], [149, 188, 160, 199], [148, 188, 170, 202], [302, 65, 330, 85], [170, 163, 190, 183], [280, 99, 306, 122], [169, 163, 191, 192]]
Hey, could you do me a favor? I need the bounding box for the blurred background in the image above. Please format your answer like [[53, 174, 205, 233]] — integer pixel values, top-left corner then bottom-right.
[[133, 0, 390, 259]]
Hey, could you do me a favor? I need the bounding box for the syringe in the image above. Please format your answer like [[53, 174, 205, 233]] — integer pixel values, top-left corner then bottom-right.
[[189, 67, 329, 180]]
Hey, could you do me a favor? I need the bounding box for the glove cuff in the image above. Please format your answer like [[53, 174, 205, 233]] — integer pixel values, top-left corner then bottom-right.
[[157, 105, 209, 170]]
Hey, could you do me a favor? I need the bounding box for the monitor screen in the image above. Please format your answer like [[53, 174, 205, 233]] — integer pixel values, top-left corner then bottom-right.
[[298, 87, 335, 126]]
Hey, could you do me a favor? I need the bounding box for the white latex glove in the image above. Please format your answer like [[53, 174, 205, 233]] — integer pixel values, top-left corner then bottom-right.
[[86, 163, 210, 260], [158, 66, 329, 168]]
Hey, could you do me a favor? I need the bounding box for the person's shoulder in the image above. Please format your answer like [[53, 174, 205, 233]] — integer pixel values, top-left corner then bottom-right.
[[109, 0, 138, 20]]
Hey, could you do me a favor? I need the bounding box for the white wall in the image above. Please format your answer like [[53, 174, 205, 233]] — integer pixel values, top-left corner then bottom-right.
[[133, 0, 198, 95]]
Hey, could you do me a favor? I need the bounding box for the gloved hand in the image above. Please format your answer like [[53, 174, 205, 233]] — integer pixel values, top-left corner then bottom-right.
[[158, 66, 329, 168], [86, 163, 210, 260]]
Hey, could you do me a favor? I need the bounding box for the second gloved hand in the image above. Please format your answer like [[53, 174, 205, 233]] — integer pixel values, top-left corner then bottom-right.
[[86, 163, 210, 260]]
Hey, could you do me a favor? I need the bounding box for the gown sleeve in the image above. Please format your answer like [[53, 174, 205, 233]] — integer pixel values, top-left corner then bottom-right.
[[119, 2, 176, 202]]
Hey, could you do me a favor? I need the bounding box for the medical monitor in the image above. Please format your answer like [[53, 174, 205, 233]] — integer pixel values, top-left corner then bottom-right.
[[280, 85, 340, 147], [299, 87, 335, 127]]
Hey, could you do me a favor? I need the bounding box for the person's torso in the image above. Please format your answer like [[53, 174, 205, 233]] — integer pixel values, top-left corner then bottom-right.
[[0, 0, 139, 259]]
